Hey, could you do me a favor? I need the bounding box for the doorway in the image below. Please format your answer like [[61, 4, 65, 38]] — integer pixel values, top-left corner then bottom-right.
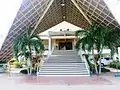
[[58, 40, 73, 50], [66, 42, 72, 50]]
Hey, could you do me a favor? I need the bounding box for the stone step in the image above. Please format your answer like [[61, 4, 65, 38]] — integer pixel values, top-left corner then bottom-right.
[[41, 68, 86, 70], [39, 50, 89, 76], [49, 56, 80, 59], [40, 68, 87, 71], [49, 56, 80, 58], [51, 53, 78, 55], [47, 58, 81, 60], [38, 74, 89, 76], [48, 59, 82, 62], [52, 50, 77, 53], [43, 64, 85, 66], [39, 70, 88, 73], [52, 54, 78, 56], [47, 60, 81, 62], [52, 51, 77, 53], [38, 72, 88, 75], [50, 57, 79, 59], [42, 63, 86, 67], [46, 61, 82, 63], [42, 64, 86, 66], [46, 60, 82, 62], [43, 62, 85, 64], [41, 65, 86, 68], [42, 64, 86, 68]]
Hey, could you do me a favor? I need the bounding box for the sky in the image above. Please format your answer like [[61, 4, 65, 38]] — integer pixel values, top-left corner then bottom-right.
[[104, 0, 120, 24], [0, 0, 23, 49]]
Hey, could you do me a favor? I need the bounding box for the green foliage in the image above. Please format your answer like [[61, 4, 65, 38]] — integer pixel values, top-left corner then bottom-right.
[[75, 22, 120, 57], [75, 22, 98, 51], [75, 22, 117, 74], [12, 60, 23, 68], [110, 60, 120, 69], [12, 27, 45, 60], [84, 54, 110, 73], [9, 58, 18, 65], [20, 69, 37, 74], [84, 54, 96, 72]]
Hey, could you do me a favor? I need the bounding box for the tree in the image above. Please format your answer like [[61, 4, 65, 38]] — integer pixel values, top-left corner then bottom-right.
[[94, 26, 120, 74], [12, 27, 44, 75], [75, 22, 120, 74], [75, 22, 99, 74]]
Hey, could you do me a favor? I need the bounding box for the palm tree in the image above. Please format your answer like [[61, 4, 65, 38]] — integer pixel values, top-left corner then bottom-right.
[[75, 22, 120, 74], [75, 22, 99, 74], [94, 26, 120, 74], [103, 29, 120, 57], [12, 27, 44, 75]]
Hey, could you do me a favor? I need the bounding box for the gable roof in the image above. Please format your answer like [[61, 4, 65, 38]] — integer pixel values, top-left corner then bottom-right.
[[0, 0, 120, 60]]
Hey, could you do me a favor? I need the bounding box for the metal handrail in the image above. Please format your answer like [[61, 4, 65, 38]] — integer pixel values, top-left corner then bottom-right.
[[39, 46, 55, 67], [78, 49, 90, 75]]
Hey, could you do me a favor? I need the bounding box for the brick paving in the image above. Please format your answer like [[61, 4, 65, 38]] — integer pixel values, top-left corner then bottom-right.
[[0, 73, 112, 85], [1, 73, 120, 90], [19, 76, 112, 85]]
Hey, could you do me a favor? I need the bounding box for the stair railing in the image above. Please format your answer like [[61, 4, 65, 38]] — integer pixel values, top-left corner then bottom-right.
[[78, 49, 90, 76], [37, 47, 55, 76], [44, 46, 55, 62]]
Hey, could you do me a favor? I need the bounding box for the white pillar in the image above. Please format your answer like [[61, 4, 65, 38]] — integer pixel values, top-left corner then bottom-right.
[[73, 39, 76, 50], [48, 36, 52, 51], [53, 39, 56, 50], [118, 47, 120, 61]]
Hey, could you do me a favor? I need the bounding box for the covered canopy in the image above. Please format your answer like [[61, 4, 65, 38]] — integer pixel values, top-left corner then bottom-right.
[[0, 0, 120, 61]]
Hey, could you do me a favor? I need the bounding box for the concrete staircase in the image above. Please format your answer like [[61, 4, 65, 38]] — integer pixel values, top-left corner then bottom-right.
[[38, 50, 89, 76]]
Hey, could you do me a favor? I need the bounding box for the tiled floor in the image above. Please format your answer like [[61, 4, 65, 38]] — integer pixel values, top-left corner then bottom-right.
[[1, 73, 120, 90], [0, 73, 112, 85], [19, 76, 112, 85]]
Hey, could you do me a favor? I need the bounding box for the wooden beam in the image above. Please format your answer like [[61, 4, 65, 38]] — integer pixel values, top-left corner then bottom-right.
[[71, 0, 91, 24], [31, 0, 55, 35]]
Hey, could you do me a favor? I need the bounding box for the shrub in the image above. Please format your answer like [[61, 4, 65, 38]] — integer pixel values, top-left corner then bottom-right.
[[84, 54, 110, 74], [13, 61, 23, 68], [20, 69, 27, 74], [89, 63, 110, 74], [20, 69, 36, 74], [101, 68, 110, 72], [110, 60, 120, 69]]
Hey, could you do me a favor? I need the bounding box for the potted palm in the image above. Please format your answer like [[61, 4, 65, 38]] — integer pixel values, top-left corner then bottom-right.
[[75, 22, 120, 74], [12, 27, 44, 75]]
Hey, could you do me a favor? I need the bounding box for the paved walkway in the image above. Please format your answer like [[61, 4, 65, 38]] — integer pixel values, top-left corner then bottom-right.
[[1, 72, 120, 90], [19, 75, 112, 85]]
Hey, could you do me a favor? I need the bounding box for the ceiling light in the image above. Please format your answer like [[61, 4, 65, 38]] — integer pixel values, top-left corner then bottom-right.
[[63, 16, 65, 19], [61, 0, 65, 6], [61, 3, 65, 6]]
